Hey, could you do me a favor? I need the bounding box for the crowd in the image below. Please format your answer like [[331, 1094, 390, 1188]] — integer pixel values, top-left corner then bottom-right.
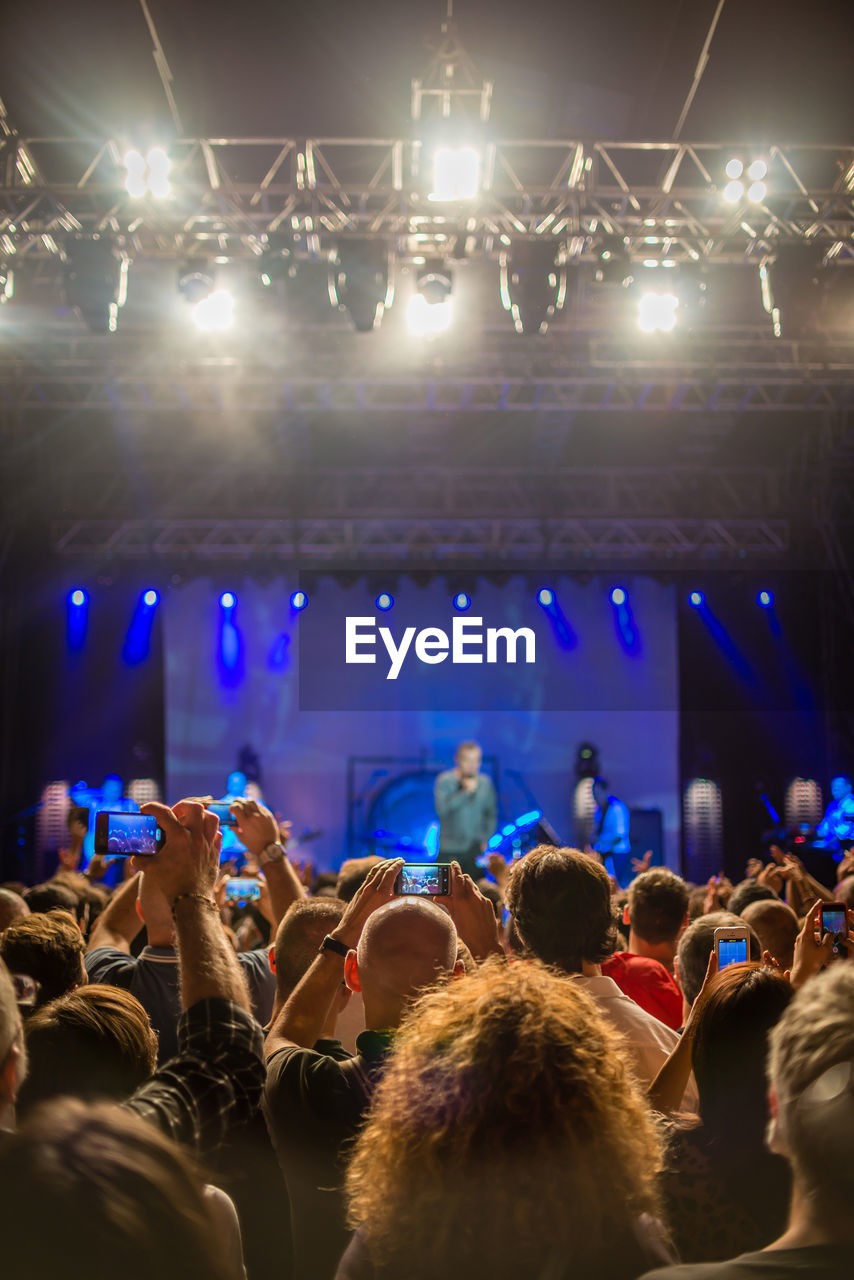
[[1, 798, 853, 1279]]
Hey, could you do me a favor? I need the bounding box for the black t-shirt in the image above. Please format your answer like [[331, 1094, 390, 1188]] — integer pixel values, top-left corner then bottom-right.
[[639, 1244, 853, 1279]]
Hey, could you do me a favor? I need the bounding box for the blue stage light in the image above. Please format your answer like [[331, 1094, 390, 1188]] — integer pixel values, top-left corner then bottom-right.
[[689, 591, 704, 608], [219, 591, 236, 610], [537, 588, 554, 608], [142, 589, 159, 608], [69, 588, 87, 608], [610, 587, 626, 607], [758, 590, 774, 608], [290, 591, 308, 611], [376, 593, 394, 611], [453, 592, 471, 611]]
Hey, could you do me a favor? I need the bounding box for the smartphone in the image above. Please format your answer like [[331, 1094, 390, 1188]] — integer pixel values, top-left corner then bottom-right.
[[820, 903, 849, 960], [225, 877, 261, 904], [94, 811, 164, 857], [394, 863, 451, 897], [714, 925, 750, 970], [206, 801, 239, 828]]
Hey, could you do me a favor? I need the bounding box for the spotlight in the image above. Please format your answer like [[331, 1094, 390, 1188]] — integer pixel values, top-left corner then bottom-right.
[[219, 591, 236, 610], [748, 160, 768, 181], [723, 179, 745, 203], [329, 238, 392, 332], [610, 587, 627, 607], [537, 588, 554, 608], [0, 261, 13, 302], [757, 590, 774, 608], [453, 592, 471, 611], [499, 240, 568, 335], [723, 157, 768, 206], [747, 181, 767, 203], [407, 263, 453, 336], [376, 593, 394, 611], [142, 589, 159, 608], [638, 292, 678, 333], [67, 589, 88, 653], [123, 146, 170, 199], [178, 264, 215, 306], [69, 588, 87, 608], [63, 235, 128, 334], [430, 146, 480, 202], [290, 591, 308, 611], [689, 591, 704, 608], [193, 289, 234, 332], [724, 158, 744, 180]]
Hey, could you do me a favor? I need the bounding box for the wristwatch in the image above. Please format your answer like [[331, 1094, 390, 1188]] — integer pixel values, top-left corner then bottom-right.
[[319, 934, 350, 959], [260, 841, 285, 865]]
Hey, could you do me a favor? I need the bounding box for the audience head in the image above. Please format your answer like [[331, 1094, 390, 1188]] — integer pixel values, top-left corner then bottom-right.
[[676, 911, 761, 1009], [273, 898, 346, 1001], [22, 881, 79, 917], [835, 876, 854, 910], [0, 910, 86, 1012], [335, 857, 381, 903], [346, 960, 662, 1277], [18, 984, 157, 1116], [691, 962, 792, 1149], [505, 845, 617, 974], [768, 964, 854, 1213], [348, 897, 459, 1026], [0, 958, 27, 1118], [0, 888, 29, 934], [728, 879, 780, 916], [741, 899, 800, 970], [626, 868, 689, 946], [0, 1100, 236, 1280]]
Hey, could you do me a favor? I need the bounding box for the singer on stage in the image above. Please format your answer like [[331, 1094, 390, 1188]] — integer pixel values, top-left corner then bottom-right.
[[434, 740, 497, 877], [590, 775, 632, 885]]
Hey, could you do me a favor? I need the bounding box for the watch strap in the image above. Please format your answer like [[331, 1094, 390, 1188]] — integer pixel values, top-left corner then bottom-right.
[[260, 841, 285, 865], [319, 934, 350, 959]]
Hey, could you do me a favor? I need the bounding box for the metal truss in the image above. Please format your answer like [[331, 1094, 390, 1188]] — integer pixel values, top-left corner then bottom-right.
[[3, 127, 854, 264], [49, 515, 789, 563]]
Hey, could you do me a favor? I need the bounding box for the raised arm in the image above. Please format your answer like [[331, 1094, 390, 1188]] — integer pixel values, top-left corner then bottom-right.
[[86, 870, 143, 954], [230, 798, 305, 927]]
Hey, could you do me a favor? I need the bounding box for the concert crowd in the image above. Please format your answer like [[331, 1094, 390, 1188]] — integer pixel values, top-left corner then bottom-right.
[[1, 791, 854, 1280]]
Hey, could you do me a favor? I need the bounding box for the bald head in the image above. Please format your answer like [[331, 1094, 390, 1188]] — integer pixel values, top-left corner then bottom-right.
[[355, 899, 457, 1009], [0, 890, 29, 935], [741, 899, 800, 970]]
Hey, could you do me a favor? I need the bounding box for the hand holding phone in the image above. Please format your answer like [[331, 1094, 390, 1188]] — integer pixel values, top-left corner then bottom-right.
[[94, 811, 164, 857], [394, 864, 451, 896], [714, 925, 750, 970], [224, 877, 262, 905], [820, 902, 850, 960]]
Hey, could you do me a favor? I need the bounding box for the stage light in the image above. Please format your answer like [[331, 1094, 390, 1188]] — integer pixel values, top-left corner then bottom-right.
[[142, 589, 159, 608], [537, 588, 554, 608], [69, 588, 87, 608], [67, 588, 88, 653], [329, 238, 392, 332], [723, 179, 745, 203], [376, 593, 394, 611], [610, 587, 626, 606], [193, 289, 234, 332], [430, 146, 480, 201], [407, 291, 452, 336], [499, 240, 568, 335], [178, 264, 215, 306], [747, 181, 767, 203], [453, 592, 471, 611], [761, 242, 827, 339], [63, 235, 128, 334], [747, 159, 767, 181], [219, 591, 236, 610], [689, 591, 704, 608], [757, 590, 774, 608], [123, 146, 171, 199], [123, 589, 160, 665], [290, 591, 308, 611], [0, 260, 13, 302], [725, 158, 744, 180], [638, 292, 678, 333]]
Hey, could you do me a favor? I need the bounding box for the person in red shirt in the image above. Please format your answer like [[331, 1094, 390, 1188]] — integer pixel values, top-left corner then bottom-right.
[[603, 867, 688, 1029]]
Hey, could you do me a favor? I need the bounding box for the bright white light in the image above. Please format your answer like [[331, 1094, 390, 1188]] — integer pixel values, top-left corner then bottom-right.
[[747, 181, 767, 203], [723, 180, 745, 203], [430, 146, 480, 201], [747, 159, 767, 181], [610, 587, 627, 606], [193, 289, 234, 332], [146, 147, 171, 198], [725, 158, 744, 180], [638, 292, 679, 333], [407, 292, 452, 337], [220, 592, 236, 610], [143, 589, 159, 607]]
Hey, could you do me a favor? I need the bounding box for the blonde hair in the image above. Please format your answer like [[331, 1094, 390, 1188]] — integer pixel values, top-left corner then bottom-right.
[[346, 959, 662, 1278]]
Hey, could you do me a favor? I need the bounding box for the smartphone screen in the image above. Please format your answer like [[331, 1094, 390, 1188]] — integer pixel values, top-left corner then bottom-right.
[[717, 936, 749, 969], [94, 812, 162, 856], [225, 878, 261, 903], [206, 801, 238, 828], [821, 905, 848, 936], [395, 864, 450, 896]]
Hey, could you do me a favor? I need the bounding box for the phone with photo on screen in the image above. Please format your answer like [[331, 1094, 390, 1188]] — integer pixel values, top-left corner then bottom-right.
[[394, 864, 451, 896], [205, 801, 239, 828], [714, 925, 750, 970], [820, 902, 849, 960], [94, 811, 164, 857]]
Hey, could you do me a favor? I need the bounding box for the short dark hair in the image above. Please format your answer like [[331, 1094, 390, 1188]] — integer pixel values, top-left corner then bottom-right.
[[505, 846, 617, 973], [728, 879, 780, 916], [67, 806, 89, 831], [0, 910, 85, 1009], [676, 911, 761, 1007], [274, 898, 346, 999], [19, 984, 157, 1115], [22, 882, 79, 916], [627, 869, 689, 945], [336, 857, 381, 903]]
